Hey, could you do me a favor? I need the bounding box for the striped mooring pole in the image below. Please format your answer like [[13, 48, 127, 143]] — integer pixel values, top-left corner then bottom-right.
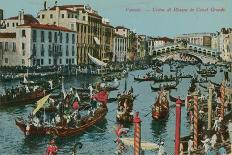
[[175, 97, 182, 155], [220, 82, 225, 118], [207, 84, 213, 130], [193, 94, 198, 149], [133, 112, 141, 155]]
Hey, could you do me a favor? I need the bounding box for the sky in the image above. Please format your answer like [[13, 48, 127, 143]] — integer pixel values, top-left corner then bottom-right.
[[1, 0, 232, 37]]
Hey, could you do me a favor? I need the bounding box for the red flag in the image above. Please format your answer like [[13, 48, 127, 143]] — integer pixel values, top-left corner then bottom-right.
[[93, 91, 108, 104]]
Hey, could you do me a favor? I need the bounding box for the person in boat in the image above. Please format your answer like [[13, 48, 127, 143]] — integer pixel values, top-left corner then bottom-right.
[[213, 117, 221, 132], [158, 141, 165, 155], [187, 137, 194, 155], [32, 115, 41, 127], [210, 133, 217, 148], [88, 84, 94, 99], [201, 135, 211, 153], [46, 139, 58, 155], [117, 92, 121, 99], [11, 86, 16, 98], [130, 86, 133, 93]]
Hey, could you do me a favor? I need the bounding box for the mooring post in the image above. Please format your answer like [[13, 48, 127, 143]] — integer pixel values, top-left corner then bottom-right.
[[220, 81, 225, 119], [133, 112, 141, 155], [208, 84, 213, 130], [193, 93, 198, 149], [175, 97, 182, 155]]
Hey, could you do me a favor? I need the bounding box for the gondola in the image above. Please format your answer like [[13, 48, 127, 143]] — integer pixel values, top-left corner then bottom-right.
[[200, 73, 216, 78], [152, 76, 176, 82], [134, 76, 153, 82], [116, 94, 134, 123], [0, 88, 54, 107], [150, 84, 177, 91], [152, 90, 169, 120], [15, 106, 107, 137], [98, 79, 120, 91], [197, 69, 217, 75], [178, 74, 193, 79]]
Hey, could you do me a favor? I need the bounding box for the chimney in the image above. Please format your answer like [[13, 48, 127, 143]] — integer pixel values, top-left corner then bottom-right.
[[0, 9, 3, 20], [21, 9, 24, 21], [44, 0, 47, 10], [18, 11, 21, 20]]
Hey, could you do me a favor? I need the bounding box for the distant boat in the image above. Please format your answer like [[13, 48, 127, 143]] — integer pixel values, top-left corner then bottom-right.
[[152, 90, 169, 120], [116, 94, 134, 123], [150, 83, 177, 91]]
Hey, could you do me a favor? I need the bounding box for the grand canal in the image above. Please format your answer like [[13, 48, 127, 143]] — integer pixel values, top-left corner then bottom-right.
[[0, 63, 229, 155]]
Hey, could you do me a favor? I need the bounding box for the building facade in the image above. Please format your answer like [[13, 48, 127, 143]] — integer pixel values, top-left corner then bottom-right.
[[37, 4, 114, 64], [148, 37, 174, 55], [112, 34, 128, 62], [174, 33, 214, 47], [0, 33, 17, 66], [136, 35, 147, 61], [17, 23, 77, 66], [219, 28, 232, 62]]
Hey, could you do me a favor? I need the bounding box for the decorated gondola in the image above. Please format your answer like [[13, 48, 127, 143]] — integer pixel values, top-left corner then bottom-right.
[[15, 106, 107, 137], [150, 83, 177, 91], [116, 93, 134, 123], [15, 89, 109, 137], [152, 90, 169, 120]]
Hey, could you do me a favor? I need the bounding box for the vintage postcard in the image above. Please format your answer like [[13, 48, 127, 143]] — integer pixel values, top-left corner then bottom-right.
[[0, 0, 232, 154]]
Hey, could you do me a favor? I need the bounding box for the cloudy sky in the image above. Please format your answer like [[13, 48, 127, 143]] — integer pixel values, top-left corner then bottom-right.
[[1, 0, 232, 37]]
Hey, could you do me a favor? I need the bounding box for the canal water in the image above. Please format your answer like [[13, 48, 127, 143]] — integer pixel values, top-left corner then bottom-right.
[[0, 63, 229, 155]]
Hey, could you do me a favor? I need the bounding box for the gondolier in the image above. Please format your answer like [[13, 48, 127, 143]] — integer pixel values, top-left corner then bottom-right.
[[46, 139, 58, 155]]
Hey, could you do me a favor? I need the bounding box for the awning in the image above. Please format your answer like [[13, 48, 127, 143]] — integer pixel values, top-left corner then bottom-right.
[[94, 37, 100, 45]]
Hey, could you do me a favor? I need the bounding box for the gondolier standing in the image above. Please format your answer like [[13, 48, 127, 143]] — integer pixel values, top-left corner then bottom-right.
[[228, 119, 232, 153], [46, 139, 58, 155]]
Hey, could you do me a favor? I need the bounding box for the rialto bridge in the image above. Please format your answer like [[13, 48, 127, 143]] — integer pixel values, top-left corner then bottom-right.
[[150, 42, 220, 64]]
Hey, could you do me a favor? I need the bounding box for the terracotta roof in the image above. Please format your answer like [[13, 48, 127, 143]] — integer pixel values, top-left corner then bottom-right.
[[5, 14, 39, 24], [0, 33, 16, 38], [18, 23, 75, 32]]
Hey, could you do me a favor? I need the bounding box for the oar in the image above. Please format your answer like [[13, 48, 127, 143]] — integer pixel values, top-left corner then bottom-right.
[[144, 110, 152, 117]]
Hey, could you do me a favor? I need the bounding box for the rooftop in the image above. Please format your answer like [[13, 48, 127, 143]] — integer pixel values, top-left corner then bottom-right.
[[5, 14, 39, 24], [18, 23, 75, 32], [115, 26, 130, 30]]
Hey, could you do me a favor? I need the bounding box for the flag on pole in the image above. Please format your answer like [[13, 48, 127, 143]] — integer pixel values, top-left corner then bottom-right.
[[62, 80, 66, 99], [93, 91, 108, 104], [32, 94, 51, 115]]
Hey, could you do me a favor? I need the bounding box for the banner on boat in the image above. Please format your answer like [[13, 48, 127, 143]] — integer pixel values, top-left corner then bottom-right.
[[32, 94, 51, 115]]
